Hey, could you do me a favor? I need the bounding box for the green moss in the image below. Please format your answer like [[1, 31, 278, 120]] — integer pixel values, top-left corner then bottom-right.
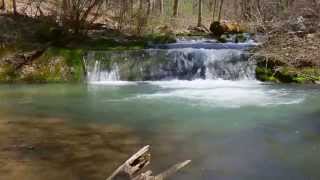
[[73, 33, 176, 51], [256, 65, 320, 84], [143, 33, 177, 44], [0, 47, 86, 83], [235, 33, 247, 43], [275, 67, 296, 83], [293, 76, 308, 84], [0, 46, 17, 58], [218, 35, 228, 43], [74, 38, 146, 51], [38, 47, 85, 82], [255, 67, 277, 82], [0, 64, 17, 82]]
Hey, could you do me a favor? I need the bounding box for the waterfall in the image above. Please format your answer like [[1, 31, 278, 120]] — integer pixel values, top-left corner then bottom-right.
[[86, 61, 120, 81], [84, 42, 256, 82]]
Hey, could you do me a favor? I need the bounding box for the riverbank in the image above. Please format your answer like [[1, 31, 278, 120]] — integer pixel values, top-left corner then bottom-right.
[[1, 14, 319, 84], [0, 14, 177, 83], [253, 16, 320, 84]]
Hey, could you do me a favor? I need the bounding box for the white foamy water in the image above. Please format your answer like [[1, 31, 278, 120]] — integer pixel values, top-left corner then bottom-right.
[[84, 40, 304, 108], [86, 61, 121, 82], [139, 80, 305, 108], [88, 80, 305, 108]]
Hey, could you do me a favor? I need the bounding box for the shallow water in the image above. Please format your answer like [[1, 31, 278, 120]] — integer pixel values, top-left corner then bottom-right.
[[0, 81, 320, 180]]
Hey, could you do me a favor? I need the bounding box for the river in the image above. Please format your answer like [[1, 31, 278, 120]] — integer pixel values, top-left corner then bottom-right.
[[0, 39, 320, 180]]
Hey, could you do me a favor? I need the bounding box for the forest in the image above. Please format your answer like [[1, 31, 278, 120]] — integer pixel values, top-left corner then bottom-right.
[[1, 1, 320, 180], [0, 0, 320, 82], [0, 0, 319, 83]]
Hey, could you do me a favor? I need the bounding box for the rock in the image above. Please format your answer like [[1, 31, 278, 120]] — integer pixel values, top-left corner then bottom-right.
[[289, 16, 306, 32], [210, 21, 246, 37], [306, 33, 316, 39], [210, 21, 225, 37]]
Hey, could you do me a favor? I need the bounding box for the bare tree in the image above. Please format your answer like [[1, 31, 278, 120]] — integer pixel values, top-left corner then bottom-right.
[[173, 0, 179, 17], [218, 0, 224, 21], [59, 0, 105, 34], [147, 0, 152, 15], [0, 0, 5, 10], [212, 0, 218, 21], [159, 0, 164, 15], [12, 0, 17, 15], [197, 0, 202, 26]]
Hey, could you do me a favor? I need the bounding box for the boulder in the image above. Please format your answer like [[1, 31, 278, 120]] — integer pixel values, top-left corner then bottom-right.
[[210, 21, 225, 37], [210, 21, 246, 37], [289, 16, 306, 32]]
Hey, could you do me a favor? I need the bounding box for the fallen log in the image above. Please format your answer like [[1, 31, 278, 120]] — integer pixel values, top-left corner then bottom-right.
[[106, 146, 191, 180]]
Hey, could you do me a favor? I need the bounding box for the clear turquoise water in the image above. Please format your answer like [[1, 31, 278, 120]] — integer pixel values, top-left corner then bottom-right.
[[0, 80, 320, 180]]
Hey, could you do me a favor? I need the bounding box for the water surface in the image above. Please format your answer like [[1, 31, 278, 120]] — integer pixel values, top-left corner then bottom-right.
[[0, 81, 320, 180]]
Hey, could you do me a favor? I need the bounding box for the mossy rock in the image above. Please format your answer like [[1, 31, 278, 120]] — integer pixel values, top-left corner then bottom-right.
[[0, 47, 85, 83], [34, 47, 85, 82], [218, 35, 227, 43], [0, 64, 18, 82], [144, 33, 177, 44], [235, 33, 248, 43], [255, 65, 320, 84], [274, 67, 297, 83], [255, 67, 277, 82]]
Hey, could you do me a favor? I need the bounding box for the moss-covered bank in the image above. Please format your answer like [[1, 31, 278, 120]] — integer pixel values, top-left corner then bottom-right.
[[255, 62, 320, 84], [0, 47, 84, 83], [0, 31, 177, 83]]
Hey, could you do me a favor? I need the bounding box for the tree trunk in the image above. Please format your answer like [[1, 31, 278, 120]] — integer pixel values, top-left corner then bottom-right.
[[173, 0, 179, 17], [212, 0, 217, 22], [147, 0, 152, 15], [139, 0, 143, 10], [159, 0, 164, 15], [12, 0, 17, 15], [241, 0, 251, 21], [197, 0, 202, 26], [218, 0, 224, 21], [0, 0, 5, 10], [233, 0, 239, 20]]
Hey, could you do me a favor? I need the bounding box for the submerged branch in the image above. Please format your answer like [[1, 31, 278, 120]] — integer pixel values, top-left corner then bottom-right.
[[106, 146, 191, 180]]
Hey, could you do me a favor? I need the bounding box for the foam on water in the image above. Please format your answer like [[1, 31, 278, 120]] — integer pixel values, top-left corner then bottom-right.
[[84, 39, 304, 108], [135, 80, 305, 108], [87, 79, 305, 108]]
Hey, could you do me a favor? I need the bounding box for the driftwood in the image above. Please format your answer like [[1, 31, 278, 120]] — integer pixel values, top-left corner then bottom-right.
[[106, 145, 191, 180]]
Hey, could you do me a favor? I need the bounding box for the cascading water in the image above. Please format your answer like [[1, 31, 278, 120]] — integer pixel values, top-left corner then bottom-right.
[[86, 61, 120, 81], [84, 40, 256, 82]]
